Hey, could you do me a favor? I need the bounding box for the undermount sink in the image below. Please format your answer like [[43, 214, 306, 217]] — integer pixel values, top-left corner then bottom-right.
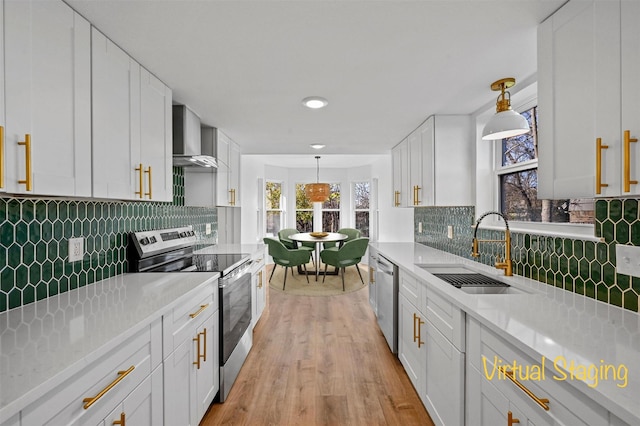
[[416, 264, 530, 295]]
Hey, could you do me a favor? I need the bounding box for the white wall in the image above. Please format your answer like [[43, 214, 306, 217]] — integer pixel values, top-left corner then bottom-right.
[[240, 154, 414, 243]]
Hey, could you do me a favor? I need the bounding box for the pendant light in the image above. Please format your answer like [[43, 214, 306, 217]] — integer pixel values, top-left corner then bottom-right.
[[481, 77, 530, 140], [305, 156, 330, 202]]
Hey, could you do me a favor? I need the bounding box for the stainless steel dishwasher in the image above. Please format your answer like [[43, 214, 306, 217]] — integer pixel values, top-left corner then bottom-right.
[[376, 254, 398, 354]]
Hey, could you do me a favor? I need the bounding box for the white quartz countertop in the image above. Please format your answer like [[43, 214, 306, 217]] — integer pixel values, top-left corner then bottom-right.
[[370, 242, 640, 424], [0, 272, 219, 422]]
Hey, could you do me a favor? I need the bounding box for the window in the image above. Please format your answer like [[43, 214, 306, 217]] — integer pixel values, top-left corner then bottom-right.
[[265, 181, 283, 236], [295, 183, 313, 232], [353, 181, 370, 237], [497, 106, 594, 224], [321, 184, 341, 232]]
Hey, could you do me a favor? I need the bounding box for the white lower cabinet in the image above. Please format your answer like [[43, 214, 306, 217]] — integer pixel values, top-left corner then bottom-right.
[[163, 284, 219, 426], [398, 292, 426, 396], [21, 320, 162, 426], [251, 249, 267, 329], [465, 316, 618, 426]]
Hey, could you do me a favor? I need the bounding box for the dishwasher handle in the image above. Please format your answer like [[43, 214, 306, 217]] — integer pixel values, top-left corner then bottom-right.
[[377, 256, 395, 276]]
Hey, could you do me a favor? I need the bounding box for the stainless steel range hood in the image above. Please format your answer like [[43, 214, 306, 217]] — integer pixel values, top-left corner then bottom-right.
[[172, 105, 218, 168]]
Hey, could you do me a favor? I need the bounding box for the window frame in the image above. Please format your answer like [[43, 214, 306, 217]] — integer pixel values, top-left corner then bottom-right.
[[265, 180, 284, 237], [352, 180, 370, 237], [294, 182, 314, 232], [482, 86, 597, 240]]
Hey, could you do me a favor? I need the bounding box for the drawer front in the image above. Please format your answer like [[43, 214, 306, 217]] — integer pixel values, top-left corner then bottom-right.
[[468, 318, 608, 426], [425, 288, 465, 351], [399, 269, 422, 310], [21, 323, 154, 426], [162, 283, 217, 357]]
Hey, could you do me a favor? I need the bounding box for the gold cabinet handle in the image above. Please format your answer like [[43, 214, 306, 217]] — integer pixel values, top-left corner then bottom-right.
[[596, 138, 609, 194], [193, 332, 202, 369], [624, 130, 638, 192], [0, 126, 4, 189], [502, 367, 550, 411], [394, 190, 400, 207], [18, 134, 32, 191], [508, 411, 520, 425], [83, 366, 135, 409], [135, 163, 143, 198], [258, 270, 263, 289], [202, 327, 207, 362], [189, 303, 209, 318], [113, 412, 126, 426], [229, 188, 236, 205], [413, 313, 424, 348], [144, 166, 152, 198], [413, 185, 421, 206], [369, 267, 375, 283]]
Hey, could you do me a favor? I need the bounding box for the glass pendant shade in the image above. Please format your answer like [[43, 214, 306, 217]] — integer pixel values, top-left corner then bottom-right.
[[481, 77, 530, 140], [305, 156, 330, 202], [482, 109, 530, 140]]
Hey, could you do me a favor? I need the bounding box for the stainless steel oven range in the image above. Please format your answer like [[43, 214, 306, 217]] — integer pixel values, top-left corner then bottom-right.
[[128, 225, 253, 402]]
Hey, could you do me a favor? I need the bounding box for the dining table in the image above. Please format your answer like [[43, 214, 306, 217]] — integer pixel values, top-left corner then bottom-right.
[[289, 232, 348, 281]]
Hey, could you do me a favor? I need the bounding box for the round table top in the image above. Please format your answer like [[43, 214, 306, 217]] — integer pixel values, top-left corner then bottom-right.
[[289, 232, 348, 243]]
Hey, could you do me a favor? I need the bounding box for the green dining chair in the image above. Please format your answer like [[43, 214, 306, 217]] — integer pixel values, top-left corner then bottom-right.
[[264, 237, 311, 290], [278, 228, 316, 265], [320, 237, 369, 291], [323, 227, 361, 250]]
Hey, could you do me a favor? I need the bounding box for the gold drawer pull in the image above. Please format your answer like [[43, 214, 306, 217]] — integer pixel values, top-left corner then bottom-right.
[[18, 134, 32, 191], [135, 163, 143, 198], [502, 367, 550, 411], [113, 412, 126, 426], [624, 130, 638, 192], [596, 138, 609, 194], [369, 267, 375, 284], [83, 365, 135, 409], [258, 270, 263, 289], [189, 303, 209, 318], [144, 166, 152, 198], [508, 411, 520, 425]]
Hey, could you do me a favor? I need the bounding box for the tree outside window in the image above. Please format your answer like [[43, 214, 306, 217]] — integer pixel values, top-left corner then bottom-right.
[[265, 181, 283, 236], [499, 106, 594, 224], [322, 184, 341, 232], [295, 183, 313, 232], [354, 182, 370, 237]]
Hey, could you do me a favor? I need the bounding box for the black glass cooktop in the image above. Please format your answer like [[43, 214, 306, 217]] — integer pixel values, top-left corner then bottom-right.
[[193, 253, 250, 275]]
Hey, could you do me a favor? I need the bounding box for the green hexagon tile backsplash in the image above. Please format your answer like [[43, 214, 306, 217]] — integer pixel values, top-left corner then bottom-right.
[[415, 199, 640, 313], [0, 168, 217, 313]]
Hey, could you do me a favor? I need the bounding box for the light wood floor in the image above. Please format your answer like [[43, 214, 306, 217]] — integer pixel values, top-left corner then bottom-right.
[[200, 268, 434, 426]]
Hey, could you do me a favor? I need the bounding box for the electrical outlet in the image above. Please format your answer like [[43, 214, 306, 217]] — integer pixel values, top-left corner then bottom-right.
[[447, 225, 454, 239], [418, 222, 423, 233], [206, 223, 212, 235], [616, 244, 640, 277], [68, 237, 84, 262]]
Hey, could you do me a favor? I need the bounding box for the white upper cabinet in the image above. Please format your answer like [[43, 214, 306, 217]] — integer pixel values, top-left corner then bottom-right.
[[538, 0, 640, 198], [0, 0, 5, 194], [4, 0, 91, 197], [392, 115, 472, 207], [216, 129, 241, 207], [92, 28, 172, 201]]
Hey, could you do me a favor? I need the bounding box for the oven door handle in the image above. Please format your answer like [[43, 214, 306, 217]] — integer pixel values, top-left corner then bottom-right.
[[181, 265, 199, 272], [219, 261, 253, 288]]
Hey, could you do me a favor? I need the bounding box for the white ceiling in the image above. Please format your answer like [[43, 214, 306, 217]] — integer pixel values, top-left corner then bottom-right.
[[67, 0, 565, 161]]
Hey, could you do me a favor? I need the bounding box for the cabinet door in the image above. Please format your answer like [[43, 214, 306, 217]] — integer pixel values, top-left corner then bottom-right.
[[195, 313, 219, 421], [391, 139, 408, 207], [423, 319, 464, 426], [164, 335, 195, 426], [139, 67, 172, 202], [103, 367, 163, 426], [92, 28, 141, 200], [397, 293, 425, 396], [621, 0, 640, 196], [0, 0, 5, 194], [216, 130, 231, 206], [538, 0, 620, 198], [229, 141, 241, 206], [4, 0, 91, 196], [408, 129, 423, 207], [418, 118, 435, 206]]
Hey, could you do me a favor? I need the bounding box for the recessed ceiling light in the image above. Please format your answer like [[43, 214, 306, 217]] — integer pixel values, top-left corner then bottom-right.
[[302, 96, 328, 109], [310, 144, 326, 150]]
